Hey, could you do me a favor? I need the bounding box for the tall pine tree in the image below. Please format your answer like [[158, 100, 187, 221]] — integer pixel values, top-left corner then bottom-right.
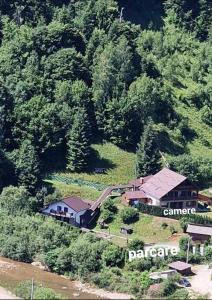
[[67, 109, 91, 172], [135, 121, 161, 177]]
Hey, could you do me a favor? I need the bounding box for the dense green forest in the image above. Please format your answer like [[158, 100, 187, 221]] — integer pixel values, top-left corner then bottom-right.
[[0, 1, 211, 298], [0, 0, 211, 194]]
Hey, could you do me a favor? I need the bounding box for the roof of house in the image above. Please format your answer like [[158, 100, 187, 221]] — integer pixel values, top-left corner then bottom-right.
[[63, 196, 91, 212], [187, 223, 212, 236], [168, 261, 192, 271], [129, 175, 153, 187], [124, 190, 147, 199], [140, 168, 187, 200]]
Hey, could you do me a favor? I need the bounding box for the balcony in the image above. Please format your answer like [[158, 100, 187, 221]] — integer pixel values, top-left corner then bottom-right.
[[162, 194, 198, 201], [49, 209, 70, 217]]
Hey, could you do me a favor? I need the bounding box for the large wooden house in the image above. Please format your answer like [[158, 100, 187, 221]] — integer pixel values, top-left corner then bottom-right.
[[123, 168, 199, 209]]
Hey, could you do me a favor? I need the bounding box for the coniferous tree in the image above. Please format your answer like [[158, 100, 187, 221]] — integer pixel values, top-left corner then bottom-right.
[[67, 109, 91, 172], [11, 140, 41, 192], [135, 121, 161, 177]]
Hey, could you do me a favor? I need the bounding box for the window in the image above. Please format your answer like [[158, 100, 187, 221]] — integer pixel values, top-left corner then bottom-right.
[[57, 206, 62, 211], [70, 213, 74, 217], [64, 207, 68, 213]]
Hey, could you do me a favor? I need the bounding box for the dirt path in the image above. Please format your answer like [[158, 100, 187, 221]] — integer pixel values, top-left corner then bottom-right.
[[0, 287, 20, 299], [189, 265, 212, 298]]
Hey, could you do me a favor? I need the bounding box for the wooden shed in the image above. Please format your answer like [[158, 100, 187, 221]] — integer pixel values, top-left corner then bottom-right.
[[186, 223, 212, 243], [168, 261, 192, 275]]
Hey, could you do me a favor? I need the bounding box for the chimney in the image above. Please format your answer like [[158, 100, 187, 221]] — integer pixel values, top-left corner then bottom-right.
[[140, 177, 144, 185]]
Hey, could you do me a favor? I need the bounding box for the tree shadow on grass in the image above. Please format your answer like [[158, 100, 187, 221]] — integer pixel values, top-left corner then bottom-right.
[[86, 148, 117, 174], [157, 131, 186, 155]]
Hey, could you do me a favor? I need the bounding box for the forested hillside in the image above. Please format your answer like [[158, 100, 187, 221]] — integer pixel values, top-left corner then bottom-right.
[[0, 0, 211, 195], [0, 2, 211, 298]]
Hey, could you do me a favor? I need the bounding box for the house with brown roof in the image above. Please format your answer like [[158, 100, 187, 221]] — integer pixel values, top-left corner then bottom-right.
[[168, 261, 192, 275], [124, 168, 199, 209], [140, 168, 199, 209], [42, 196, 92, 227], [186, 223, 212, 243], [122, 190, 151, 206]]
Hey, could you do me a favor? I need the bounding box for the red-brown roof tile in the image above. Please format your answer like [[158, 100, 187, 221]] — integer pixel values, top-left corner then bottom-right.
[[63, 196, 91, 212], [124, 190, 147, 199], [140, 168, 186, 200]]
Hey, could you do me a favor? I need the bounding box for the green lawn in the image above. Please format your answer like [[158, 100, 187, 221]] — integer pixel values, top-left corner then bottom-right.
[[46, 180, 101, 200], [94, 200, 183, 245], [56, 143, 136, 186]]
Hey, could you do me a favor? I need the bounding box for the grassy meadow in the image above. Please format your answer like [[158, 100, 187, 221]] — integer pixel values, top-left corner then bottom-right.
[[94, 198, 183, 245], [55, 143, 136, 186]]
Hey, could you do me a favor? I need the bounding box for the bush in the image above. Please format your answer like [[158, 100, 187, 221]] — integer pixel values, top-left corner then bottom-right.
[[101, 209, 114, 223], [167, 288, 189, 299], [103, 198, 117, 213], [161, 222, 168, 229], [102, 245, 125, 267], [129, 239, 144, 251], [170, 225, 177, 235], [160, 278, 176, 296], [205, 247, 212, 262], [15, 281, 62, 300], [127, 258, 152, 272], [120, 207, 139, 224]]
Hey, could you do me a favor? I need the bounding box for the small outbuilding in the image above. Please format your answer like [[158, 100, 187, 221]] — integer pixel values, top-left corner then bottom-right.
[[120, 226, 133, 234], [186, 223, 212, 243], [122, 190, 149, 206], [98, 219, 108, 229], [168, 261, 192, 275]]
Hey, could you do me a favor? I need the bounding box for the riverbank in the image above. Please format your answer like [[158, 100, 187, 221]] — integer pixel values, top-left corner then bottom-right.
[[0, 286, 20, 299], [0, 257, 133, 299], [75, 281, 133, 300]]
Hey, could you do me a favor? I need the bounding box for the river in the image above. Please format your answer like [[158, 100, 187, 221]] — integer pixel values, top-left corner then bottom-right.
[[0, 257, 98, 299], [0, 257, 132, 300]]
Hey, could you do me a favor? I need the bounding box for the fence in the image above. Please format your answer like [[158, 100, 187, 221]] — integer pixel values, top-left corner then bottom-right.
[[47, 174, 108, 191]]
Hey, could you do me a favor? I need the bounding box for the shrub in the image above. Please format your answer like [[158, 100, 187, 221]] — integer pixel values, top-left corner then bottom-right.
[[103, 198, 117, 213], [127, 258, 152, 272], [129, 239, 144, 251], [101, 209, 114, 223], [161, 222, 168, 229], [179, 236, 190, 252], [15, 281, 62, 300], [160, 278, 176, 296], [167, 288, 189, 299], [102, 245, 124, 267], [140, 271, 152, 290], [120, 207, 139, 224], [170, 226, 177, 235], [205, 247, 212, 262]]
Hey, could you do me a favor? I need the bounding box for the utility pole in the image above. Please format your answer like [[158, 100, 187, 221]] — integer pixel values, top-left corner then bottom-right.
[[119, 7, 124, 22], [186, 238, 190, 264], [30, 278, 34, 300]]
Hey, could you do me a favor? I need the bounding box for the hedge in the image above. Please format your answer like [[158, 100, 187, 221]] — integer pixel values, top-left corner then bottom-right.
[[137, 202, 212, 225]]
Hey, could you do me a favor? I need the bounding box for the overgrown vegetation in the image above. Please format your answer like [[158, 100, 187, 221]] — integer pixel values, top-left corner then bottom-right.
[[0, 0, 211, 298]]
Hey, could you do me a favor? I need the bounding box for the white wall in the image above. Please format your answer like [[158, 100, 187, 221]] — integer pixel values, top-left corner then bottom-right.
[[42, 201, 87, 225], [146, 195, 160, 206]]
